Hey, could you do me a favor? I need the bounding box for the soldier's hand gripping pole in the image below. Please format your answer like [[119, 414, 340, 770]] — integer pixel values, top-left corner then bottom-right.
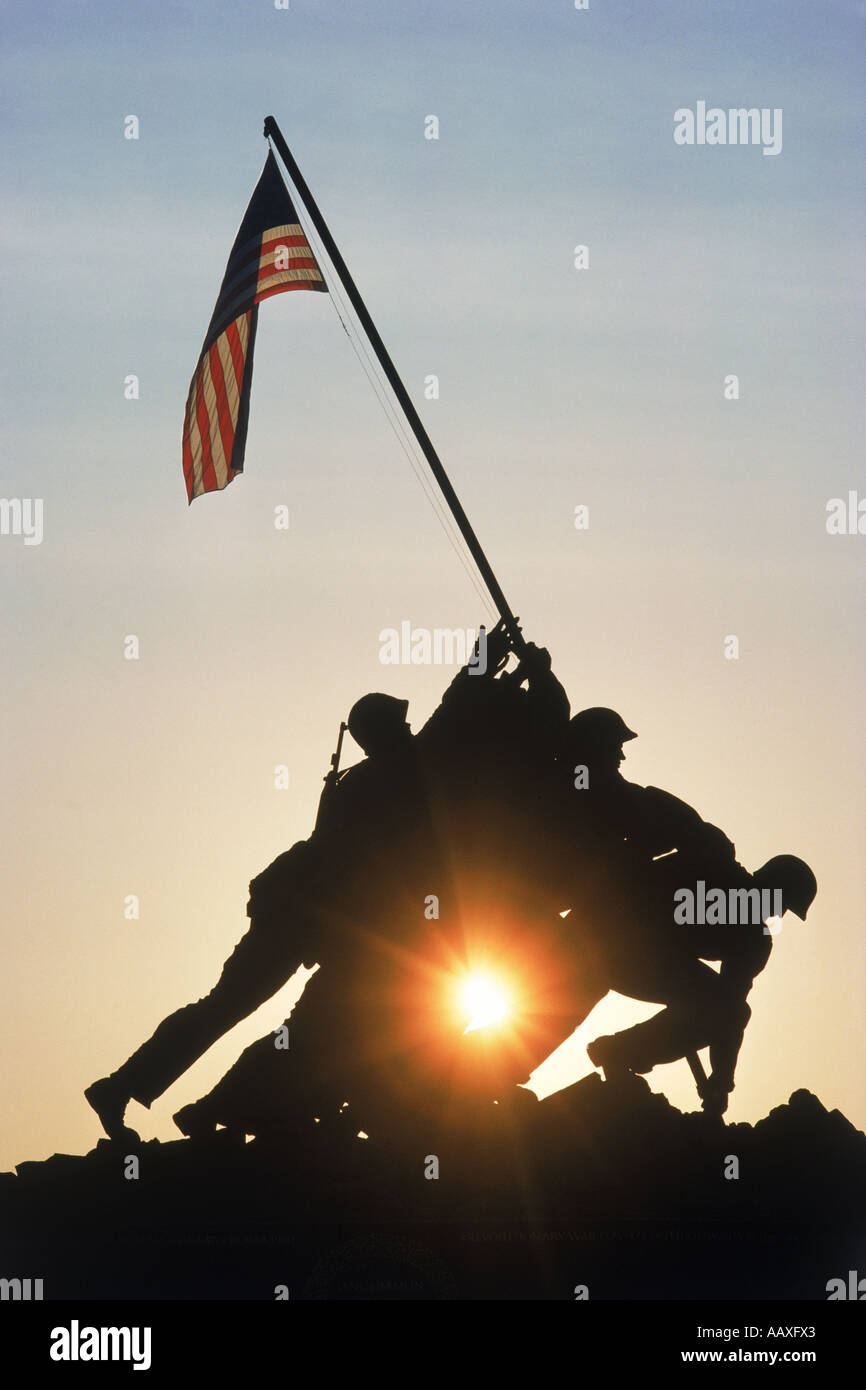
[[479, 617, 519, 676]]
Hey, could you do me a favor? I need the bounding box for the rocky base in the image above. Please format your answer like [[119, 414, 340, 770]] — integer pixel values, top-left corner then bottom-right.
[[2, 1077, 864, 1299]]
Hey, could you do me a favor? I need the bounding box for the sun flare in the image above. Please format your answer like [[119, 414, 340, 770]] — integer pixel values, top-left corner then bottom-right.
[[460, 974, 510, 1033]]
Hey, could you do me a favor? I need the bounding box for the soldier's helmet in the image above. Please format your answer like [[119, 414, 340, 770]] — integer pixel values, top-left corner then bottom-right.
[[753, 855, 818, 920], [566, 707, 637, 755], [348, 693, 410, 756]]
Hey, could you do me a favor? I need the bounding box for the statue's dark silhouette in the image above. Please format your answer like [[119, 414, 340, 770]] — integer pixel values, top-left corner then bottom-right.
[[86, 623, 816, 1146]]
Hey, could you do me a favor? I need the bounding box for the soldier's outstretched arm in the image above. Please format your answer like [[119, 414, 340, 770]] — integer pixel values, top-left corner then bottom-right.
[[514, 642, 570, 727], [417, 619, 515, 740]]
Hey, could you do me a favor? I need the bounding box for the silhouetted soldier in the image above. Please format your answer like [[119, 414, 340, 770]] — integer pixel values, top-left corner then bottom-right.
[[84, 689, 431, 1140], [502, 709, 742, 1073], [561, 707, 736, 873], [162, 692, 433, 1143], [544, 852, 817, 1116], [544, 709, 820, 1113]]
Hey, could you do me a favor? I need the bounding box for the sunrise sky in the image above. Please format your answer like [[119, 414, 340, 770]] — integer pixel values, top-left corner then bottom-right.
[[1, 0, 863, 1172]]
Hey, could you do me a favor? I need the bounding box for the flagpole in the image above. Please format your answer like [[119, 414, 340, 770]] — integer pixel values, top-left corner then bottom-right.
[[263, 115, 526, 655]]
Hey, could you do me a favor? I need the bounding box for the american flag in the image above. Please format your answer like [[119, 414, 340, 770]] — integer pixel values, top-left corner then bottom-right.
[[182, 150, 327, 502]]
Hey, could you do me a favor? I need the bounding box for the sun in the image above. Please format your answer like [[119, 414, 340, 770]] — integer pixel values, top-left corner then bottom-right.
[[460, 974, 510, 1033]]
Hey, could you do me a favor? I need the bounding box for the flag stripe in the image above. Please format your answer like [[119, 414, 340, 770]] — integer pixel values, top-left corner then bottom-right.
[[226, 315, 246, 390], [194, 367, 218, 493], [207, 344, 236, 478], [257, 268, 324, 294], [197, 355, 222, 485], [255, 281, 321, 307], [215, 332, 241, 421], [184, 378, 204, 499]]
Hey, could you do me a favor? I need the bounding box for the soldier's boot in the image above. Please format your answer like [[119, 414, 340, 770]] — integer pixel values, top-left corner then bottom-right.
[[85, 1005, 231, 1140], [85, 956, 291, 1142], [172, 1098, 222, 1140], [170, 1020, 322, 1143], [697, 1076, 730, 1117], [586, 1033, 643, 1086], [84, 1076, 141, 1143], [699, 1059, 736, 1117]]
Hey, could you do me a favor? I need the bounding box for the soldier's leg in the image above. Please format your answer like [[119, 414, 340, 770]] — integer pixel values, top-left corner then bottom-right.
[[707, 1010, 750, 1095], [172, 976, 333, 1139], [86, 916, 302, 1138], [588, 960, 749, 1077]]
